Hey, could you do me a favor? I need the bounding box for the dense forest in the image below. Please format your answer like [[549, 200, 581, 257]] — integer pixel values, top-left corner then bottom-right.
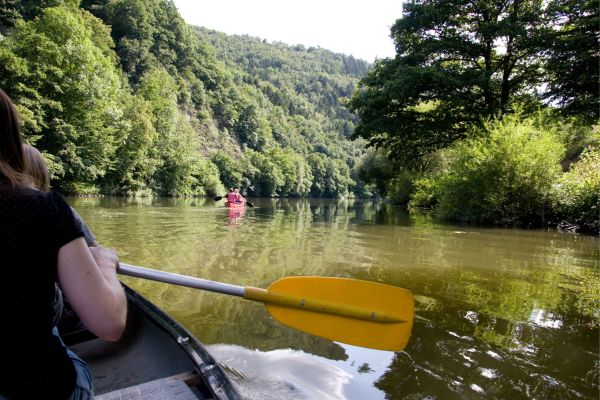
[[0, 0, 370, 198], [0, 0, 597, 232]]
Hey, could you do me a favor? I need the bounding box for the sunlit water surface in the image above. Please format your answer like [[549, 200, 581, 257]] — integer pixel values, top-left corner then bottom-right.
[[70, 197, 599, 399]]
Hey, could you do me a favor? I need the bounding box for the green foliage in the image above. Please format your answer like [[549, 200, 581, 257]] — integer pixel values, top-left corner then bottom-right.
[[348, 0, 549, 163], [242, 148, 285, 197], [235, 102, 272, 151], [551, 118, 599, 166], [197, 27, 368, 195], [240, 146, 314, 197], [355, 148, 398, 196], [211, 152, 243, 190], [386, 171, 418, 206], [543, 0, 599, 120], [409, 178, 438, 209], [553, 145, 600, 232], [347, 0, 598, 166], [307, 153, 353, 198], [0, 0, 21, 33], [194, 159, 225, 198], [103, 93, 159, 195], [264, 147, 313, 197], [0, 0, 72, 31], [433, 114, 565, 225], [137, 67, 206, 196], [0, 5, 123, 187], [1, 0, 368, 198], [102, 0, 199, 84]]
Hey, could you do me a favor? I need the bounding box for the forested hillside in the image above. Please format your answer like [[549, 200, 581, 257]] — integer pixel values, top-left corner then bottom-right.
[[193, 27, 371, 197], [0, 0, 370, 198]]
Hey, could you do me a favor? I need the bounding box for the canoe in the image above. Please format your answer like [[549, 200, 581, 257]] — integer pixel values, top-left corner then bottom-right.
[[225, 201, 244, 209], [62, 285, 240, 400]]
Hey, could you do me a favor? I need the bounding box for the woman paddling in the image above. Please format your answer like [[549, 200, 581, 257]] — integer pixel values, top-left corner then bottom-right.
[[0, 89, 127, 400], [233, 187, 246, 205]]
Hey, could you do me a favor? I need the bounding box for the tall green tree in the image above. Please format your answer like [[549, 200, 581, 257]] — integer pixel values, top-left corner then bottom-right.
[[242, 148, 284, 197], [137, 67, 206, 196], [543, 0, 599, 120], [0, 0, 20, 33], [235, 102, 272, 151], [347, 0, 551, 164], [0, 0, 66, 31], [307, 153, 353, 197], [105, 0, 155, 80], [103, 93, 159, 195], [211, 152, 243, 190], [266, 147, 313, 197], [0, 5, 123, 187]]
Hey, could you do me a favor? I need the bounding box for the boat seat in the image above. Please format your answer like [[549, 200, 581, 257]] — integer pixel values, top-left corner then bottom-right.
[[94, 375, 204, 400]]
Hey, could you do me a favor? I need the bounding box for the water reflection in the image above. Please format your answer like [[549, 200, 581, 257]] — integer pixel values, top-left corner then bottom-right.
[[227, 205, 246, 225], [376, 316, 595, 399], [209, 345, 352, 400], [70, 197, 600, 399], [529, 308, 563, 329]]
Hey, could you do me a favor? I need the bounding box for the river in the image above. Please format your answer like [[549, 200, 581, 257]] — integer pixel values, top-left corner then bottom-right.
[[70, 197, 599, 399]]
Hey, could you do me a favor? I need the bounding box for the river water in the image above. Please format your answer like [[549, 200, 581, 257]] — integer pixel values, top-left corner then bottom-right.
[[70, 197, 599, 399]]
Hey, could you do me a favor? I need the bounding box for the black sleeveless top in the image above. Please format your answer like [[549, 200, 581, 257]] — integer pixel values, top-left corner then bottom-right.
[[0, 185, 83, 399]]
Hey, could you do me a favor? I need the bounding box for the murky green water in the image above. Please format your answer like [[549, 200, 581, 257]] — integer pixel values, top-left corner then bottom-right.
[[70, 197, 599, 399]]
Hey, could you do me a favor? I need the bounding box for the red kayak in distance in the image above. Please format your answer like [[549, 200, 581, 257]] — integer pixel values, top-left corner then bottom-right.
[[225, 201, 245, 209]]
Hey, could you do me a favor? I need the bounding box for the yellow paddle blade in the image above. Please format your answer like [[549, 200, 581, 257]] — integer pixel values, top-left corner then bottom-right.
[[244, 276, 414, 351]]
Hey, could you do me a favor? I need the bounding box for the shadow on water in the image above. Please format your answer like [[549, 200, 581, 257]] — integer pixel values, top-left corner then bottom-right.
[[70, 197, 600, 399]]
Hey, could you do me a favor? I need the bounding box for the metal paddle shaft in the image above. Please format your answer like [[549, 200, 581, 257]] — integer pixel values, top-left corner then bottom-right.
[[118, 263, 245, 297]]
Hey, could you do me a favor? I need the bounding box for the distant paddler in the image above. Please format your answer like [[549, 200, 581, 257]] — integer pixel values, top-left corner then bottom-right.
[[233, 187, 246, 206], [214, 188, 253, 207]]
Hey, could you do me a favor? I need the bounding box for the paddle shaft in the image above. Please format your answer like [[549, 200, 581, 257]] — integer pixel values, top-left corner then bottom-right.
[[118, 264, 402, 323], [118, 263, 244, 297]]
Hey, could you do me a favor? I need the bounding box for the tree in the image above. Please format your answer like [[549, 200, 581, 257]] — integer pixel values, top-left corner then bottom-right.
[[235, 102, 272, 151], [543, 0, 599, 121], [103, 93, 159, 195], [347, 0, 551, 164], [553, 145, 600, 232], [0, 5, 123, 187], [266, 147, 313, 197], [355, 148, 399, 196], [434, 113, 565, 225], [307, 153, 353, 197], [242, 149, 284, 197], [0, 0, 20, 33], [137, 67, 208, 196], [0, 0, 66, 30], [105, 0, 155, 80], [211, 152, 243, 189]]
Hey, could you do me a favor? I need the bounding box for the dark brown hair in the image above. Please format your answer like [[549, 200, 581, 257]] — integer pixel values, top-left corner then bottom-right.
[[0, 89, 30, 186]]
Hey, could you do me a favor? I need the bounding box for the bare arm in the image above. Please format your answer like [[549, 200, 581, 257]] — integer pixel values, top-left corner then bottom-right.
[[57, 239, 127, 341]]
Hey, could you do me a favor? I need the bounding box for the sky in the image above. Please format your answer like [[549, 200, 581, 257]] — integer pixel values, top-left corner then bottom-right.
[[172, 0, 403, 62]]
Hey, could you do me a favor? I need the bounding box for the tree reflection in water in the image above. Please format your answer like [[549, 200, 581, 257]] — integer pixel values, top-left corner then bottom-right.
[[209, 344, 351, 400]]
